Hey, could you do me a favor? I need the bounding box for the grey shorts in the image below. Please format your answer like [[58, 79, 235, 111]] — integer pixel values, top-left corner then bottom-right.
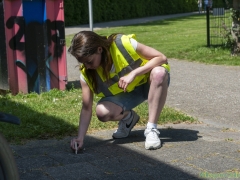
[[97, 72, 170, 113]]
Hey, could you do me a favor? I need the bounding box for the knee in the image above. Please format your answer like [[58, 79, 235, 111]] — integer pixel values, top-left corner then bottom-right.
[[95, 104, 111, 122], [150, 67, 168, 85]]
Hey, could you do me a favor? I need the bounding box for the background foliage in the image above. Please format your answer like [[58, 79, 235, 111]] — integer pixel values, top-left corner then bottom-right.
[[64, 0, 231, 26], [64, 0, 199, 26], [64, 0, 230, 26]]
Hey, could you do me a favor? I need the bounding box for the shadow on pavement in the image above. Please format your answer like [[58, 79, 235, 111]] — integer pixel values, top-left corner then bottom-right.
[[101, 128, 201, 146], [12, 127, 203, 179], [1, 89, 202, 179]]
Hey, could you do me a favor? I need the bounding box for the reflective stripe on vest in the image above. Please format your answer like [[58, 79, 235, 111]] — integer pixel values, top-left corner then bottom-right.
[[93, 34, 148, 96], [115, 35, 143, 77], [95, 72, 119, 95], [94, 34, 146, 96]]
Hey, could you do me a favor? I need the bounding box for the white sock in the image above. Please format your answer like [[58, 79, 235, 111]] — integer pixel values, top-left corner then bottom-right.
[[121, 111, 132, 121], [147, 122, 157, 129]]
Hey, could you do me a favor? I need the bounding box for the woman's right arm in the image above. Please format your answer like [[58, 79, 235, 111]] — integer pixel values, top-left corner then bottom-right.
[[70, 78, 93, 151]]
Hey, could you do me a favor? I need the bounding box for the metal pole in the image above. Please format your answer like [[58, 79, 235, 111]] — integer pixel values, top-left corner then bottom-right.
[[206, 6, 210, 47], [88, 0, 93, 31]]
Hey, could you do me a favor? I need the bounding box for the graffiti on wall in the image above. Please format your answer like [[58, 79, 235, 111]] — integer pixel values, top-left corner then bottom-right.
[[6, 16, 65, 93]]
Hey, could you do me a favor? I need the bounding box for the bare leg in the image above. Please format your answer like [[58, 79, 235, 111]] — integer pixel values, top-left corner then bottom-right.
[[148, 66, 169, 124], [96, 101, 130, 122], [144, 66, 168, 150], [96, 101, 139, 139]]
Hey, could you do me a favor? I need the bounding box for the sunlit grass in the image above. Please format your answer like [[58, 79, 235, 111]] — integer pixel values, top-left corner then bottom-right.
[[0, 88, 195, 144], [66, 14, 240, 66]]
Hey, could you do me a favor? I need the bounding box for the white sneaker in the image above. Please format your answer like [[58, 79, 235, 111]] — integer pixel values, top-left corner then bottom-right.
[[112, 110, 140, 139], [144, 128, 161, 150]]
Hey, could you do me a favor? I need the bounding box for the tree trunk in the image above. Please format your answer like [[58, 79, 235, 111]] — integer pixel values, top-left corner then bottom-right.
[[231, 0, 240, 55]]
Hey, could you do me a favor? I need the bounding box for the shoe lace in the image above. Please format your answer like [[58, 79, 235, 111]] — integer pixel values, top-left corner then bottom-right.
[[151, 128, 160, 135], [145, 128, 160, 137]]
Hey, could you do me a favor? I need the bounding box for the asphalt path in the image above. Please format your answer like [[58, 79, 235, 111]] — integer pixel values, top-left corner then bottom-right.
[[166, 59, 240, 130]]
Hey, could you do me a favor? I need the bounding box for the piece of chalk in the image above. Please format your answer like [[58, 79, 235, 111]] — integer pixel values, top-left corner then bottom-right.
[[75, 142, 77, 154]]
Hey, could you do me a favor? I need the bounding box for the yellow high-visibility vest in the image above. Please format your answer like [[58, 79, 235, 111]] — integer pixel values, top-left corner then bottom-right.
[[81, 34, 170, 97]]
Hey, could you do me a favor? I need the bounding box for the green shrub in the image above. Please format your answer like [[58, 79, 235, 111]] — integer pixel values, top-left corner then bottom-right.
[[64, 0, 198, 26], [63, 0, 232, 26]]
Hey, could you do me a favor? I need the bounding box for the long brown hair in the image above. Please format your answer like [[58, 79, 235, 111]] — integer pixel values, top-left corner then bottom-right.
[[68, 31, 117, 93]]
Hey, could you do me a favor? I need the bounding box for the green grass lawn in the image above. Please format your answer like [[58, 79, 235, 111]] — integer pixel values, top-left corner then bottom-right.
[[66, 14, 240, 66], [4, 13, 239, 144], [0, 89, 195, 144]]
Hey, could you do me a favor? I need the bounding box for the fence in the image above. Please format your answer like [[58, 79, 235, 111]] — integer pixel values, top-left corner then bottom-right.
[[209, 8, 231, 46]]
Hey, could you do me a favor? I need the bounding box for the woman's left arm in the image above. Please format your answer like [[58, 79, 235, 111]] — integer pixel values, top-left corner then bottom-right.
[[132, 42, 168, 76], [118, 42, 168, 91]]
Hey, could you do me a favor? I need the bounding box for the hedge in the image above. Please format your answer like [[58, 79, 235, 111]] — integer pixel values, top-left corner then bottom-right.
[[64, 0, 230, 26]]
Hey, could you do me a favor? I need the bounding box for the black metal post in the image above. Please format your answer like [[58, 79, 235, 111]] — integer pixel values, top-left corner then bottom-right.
[[206, 6, 210, 47]]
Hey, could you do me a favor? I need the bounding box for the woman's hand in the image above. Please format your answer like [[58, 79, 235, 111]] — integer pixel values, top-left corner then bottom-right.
[[70, 138, 84, 153], [118, 72, 136, 92]]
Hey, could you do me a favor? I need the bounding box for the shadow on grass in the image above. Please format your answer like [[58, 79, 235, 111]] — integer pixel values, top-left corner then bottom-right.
[[128, 14, 205, 27], [66, 80, 81, 89], [0, 98, 78, 144]]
